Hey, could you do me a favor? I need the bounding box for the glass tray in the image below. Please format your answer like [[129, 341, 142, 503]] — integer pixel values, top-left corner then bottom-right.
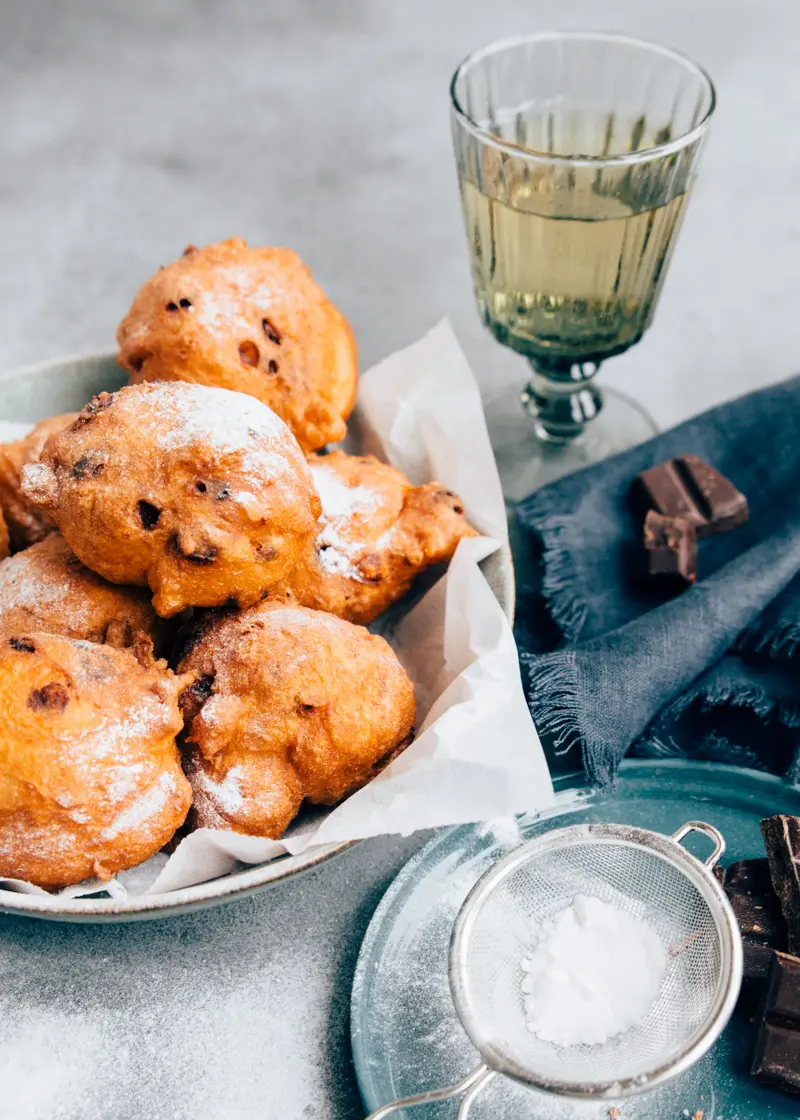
[[351, 760, 800, 1119]]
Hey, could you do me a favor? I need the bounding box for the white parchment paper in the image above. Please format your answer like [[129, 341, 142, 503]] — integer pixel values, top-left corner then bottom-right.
[[0, 321, 553, 898]]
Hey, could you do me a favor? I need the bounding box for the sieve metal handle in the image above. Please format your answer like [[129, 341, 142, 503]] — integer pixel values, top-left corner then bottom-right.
[[364, 1063, 493, 1119], [672, 820, 726, 868]]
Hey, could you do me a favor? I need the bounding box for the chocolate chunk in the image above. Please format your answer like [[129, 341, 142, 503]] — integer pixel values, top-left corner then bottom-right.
[[717, 858, 788, 980], [634, 455, 748, 539], [262, 318, 282, 345], [730, 894, 786, 980], [752, 951, 800, 1094], [723, 857, 776, 895], [9, 637, 36, 653], [762, 817, 800, 955], [643, 510, 697, 586], [677, 454, 749, 534]]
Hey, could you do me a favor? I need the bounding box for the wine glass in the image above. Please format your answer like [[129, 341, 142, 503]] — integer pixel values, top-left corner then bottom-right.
[[450, 32, 716, 502]]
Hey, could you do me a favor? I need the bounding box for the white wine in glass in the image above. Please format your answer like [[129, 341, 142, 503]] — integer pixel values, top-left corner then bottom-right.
[[451, 33, 716, 502]]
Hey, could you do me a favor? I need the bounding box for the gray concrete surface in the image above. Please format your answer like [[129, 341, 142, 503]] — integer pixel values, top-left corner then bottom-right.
[[0, 1, 796, 1117]]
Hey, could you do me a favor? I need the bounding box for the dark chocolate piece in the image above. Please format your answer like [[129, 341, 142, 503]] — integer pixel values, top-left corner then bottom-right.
[[752, 951, 800, 1094], [723, 857, 776, 895], [643, 510, 697, 586], [761, 816, 800, 955], [729, 893, 786, 979], [634, 455, 748, 539], [717, 858, 788, 981]]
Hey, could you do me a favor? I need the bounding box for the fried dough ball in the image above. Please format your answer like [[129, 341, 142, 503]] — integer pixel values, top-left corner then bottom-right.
[[0, 633, 193, 888], [275, 451, 478, 624], [117, 239, 358, 453], [0, 507, 7, 561], [21, 382, 321, 618], [0, 534, 162, 650], [178, 600, 416, 838], [0, 413, 78, 550]]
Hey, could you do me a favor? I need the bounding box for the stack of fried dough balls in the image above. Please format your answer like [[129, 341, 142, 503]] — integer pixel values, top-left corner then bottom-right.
[[0, 238, 476, 890]]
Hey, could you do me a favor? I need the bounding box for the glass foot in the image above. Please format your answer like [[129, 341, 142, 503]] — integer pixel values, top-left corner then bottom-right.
[[484, 384, 659, 505]]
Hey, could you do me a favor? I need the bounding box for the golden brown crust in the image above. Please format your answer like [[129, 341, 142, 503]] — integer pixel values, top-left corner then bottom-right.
[[0, 534, 163, 650], [0, 413, 79, 550], [0, 508, 7, 561], [178, 600, 416, 839], [20, 382, 321, 618], [0, 633, 193, 888], [274, 450, 478, 624], [117, 239, 357, 453]]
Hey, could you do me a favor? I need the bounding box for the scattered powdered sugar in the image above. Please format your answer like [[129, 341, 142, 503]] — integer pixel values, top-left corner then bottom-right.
[[102, 773, 178, 840], [476, 816, 523, 850], [197, 766, 245, 815], [520, 895, 667, 1046], [310, 462, 378, 579], [0, 1007, 117, 1120]]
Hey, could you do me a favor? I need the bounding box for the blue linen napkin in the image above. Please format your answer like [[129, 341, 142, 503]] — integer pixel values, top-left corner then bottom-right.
[[515, 375, 800, 786]]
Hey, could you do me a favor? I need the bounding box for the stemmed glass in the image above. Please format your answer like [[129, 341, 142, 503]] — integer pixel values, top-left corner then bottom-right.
[[450, 32, 716, 502]]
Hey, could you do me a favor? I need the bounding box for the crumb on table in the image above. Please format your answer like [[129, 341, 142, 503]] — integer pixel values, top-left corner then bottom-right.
[[608, 1108, 621, 1120]]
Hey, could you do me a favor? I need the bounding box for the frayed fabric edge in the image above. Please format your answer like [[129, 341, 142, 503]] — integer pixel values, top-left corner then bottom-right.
[[517, 499, 588, 642], [659, 670, 800, 729], [739, 618, 800, 662], [520, 651, 618, 788], [521, 651, 582, 756]]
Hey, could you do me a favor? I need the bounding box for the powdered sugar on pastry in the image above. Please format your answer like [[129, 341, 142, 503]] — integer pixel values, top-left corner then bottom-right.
[[310, 462, 378, 579], [0, 534, 158, 647], [196, 766, 245, 815], [310, 464, 377, 521], [278, 449, 477, 625], [103, 773, 179, 840], [0, 634, 193, 888], [132, 382, 310, 487]]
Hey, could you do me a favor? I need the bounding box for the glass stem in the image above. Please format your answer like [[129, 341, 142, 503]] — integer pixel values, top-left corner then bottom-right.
[[520, 358, 605, 444]]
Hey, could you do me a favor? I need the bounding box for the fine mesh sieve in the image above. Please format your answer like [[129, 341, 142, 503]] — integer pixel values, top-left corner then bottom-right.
[[366, 821, 743, 1119]]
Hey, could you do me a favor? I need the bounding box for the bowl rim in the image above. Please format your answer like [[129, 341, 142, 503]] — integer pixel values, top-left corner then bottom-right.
[[0, 349, 515, 921]]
